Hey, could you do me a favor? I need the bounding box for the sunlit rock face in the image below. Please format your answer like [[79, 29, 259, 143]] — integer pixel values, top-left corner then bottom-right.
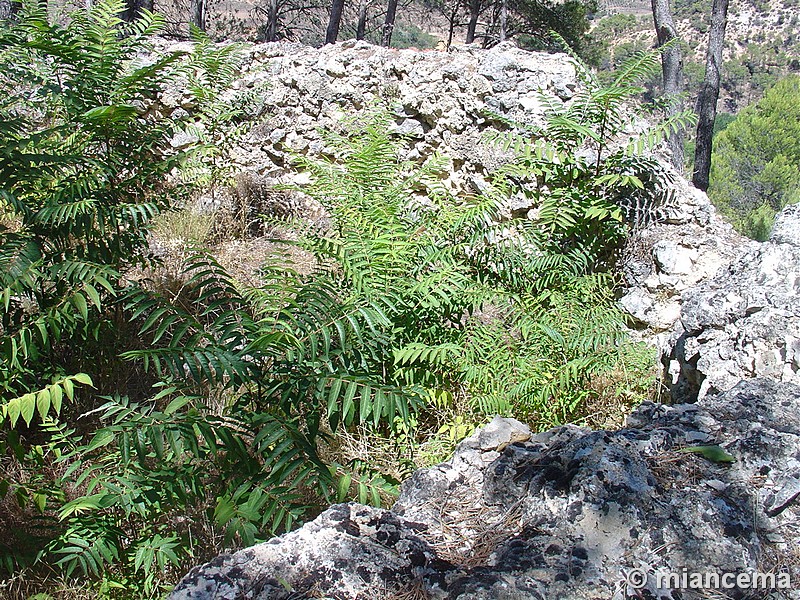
[[232, 39, 577, 189], [153, 38, 578, 215], [619, 177, 747, 336], [172, 380, 800, 599], [621, 194, 800, 403], [662, 203, 800, 402]]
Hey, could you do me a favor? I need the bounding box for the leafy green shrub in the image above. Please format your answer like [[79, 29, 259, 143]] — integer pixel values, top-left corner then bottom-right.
[[0, 0, 275, 593], [515, 1, 600, 65], [1, 6, 677, 596], [388, 22, 439, 49], [0, 2, 199, 551], [289, 48, 687, 432]]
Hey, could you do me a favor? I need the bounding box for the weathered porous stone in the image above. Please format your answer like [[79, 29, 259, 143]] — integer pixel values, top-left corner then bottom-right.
[[152, 38, 578, 217], [663, 204, 800, 402], [619, 176, 747, 334], [772, 203, 800, 247], [170, 503, 456, 599], [172, 383, 800, 599]]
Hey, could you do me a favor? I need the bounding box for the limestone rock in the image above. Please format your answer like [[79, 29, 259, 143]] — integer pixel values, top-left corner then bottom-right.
[[663, 203, 800, 402], [619, 176, 747, 334], [153, 38, 577, 217], [171, 381, 800, 599], [772, 203, 800, 247], [170, 504, 454, 600]]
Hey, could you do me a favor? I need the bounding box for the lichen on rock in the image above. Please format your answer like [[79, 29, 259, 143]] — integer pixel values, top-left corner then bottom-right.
[[172, 379, 800, 599]]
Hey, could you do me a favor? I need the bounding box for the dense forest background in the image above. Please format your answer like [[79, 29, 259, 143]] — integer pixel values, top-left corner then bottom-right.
[[0, 0, 797, 595]]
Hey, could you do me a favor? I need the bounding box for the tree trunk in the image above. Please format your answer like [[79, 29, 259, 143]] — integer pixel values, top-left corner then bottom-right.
[[121, 0, 153, 20], [485, 0, 497, 46], [651, 0, 684, 169], [498, 0, 507, 42], [190, 0, 206, 30], [465, 0, 480, 43], [356, 0, 368, 39], [381, 0, 398, 47], [325, 0, 345, 44], [446, 0, 460, 49], [692, 0, 729, 191], [265, 0, 279, 41]]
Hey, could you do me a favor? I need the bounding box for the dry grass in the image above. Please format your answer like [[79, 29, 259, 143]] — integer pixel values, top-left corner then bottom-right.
[[317, 423, 416, 510], [582, 344, 663, 431], [150, 207, 216, 247], [579, 384, 642, 431], [375, 576, 436, 600], [147, 176, 321, 292], [0, 572, 99, 600], [412, 483, 525, 569], [0, 205, 22, 234], [214, 234, 317, 286]]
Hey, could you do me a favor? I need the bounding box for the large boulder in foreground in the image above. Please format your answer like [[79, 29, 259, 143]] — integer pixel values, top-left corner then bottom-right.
[[171, 379, 800, 600], [663, 203, 800, 402]]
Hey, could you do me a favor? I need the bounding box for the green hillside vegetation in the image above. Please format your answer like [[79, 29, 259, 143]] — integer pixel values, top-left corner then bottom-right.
[[591, 0, 800, 113], [1, 2, 693, 597], [709, 75, 800, 240]]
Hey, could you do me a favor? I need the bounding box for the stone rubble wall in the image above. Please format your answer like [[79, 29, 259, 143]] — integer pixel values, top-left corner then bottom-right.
[[234, 39, 577, 192], [156, 38, 579, 215]]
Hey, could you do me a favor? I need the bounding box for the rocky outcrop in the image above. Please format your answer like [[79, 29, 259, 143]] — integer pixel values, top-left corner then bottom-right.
[[172, 380, 800, 599], [169, 504, 454, 599], [662, 203, 800, 402], [620, 184, 800, 404], [232, 39, 576, 194], [619, 177, 747, 335], [153, 38, 579, 218]]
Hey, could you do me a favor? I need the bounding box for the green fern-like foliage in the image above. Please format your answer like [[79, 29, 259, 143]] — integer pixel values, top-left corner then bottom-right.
[[0, 9, 667, 594], [0, 1, 270, 591], [489, 41, 697, 263], [1, 6, 416, 587], [0, 0, 223, 404], [287, 110, 644, 432]]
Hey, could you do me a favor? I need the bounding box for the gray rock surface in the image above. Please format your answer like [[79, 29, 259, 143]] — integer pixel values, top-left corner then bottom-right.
[[170, 503, 455, 599], [619, 177, 748, 334], [152, 39, 578, 217], [172, 384, 800, 599], [663, 204, 800, 402], [772, 203, 800, 247]]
